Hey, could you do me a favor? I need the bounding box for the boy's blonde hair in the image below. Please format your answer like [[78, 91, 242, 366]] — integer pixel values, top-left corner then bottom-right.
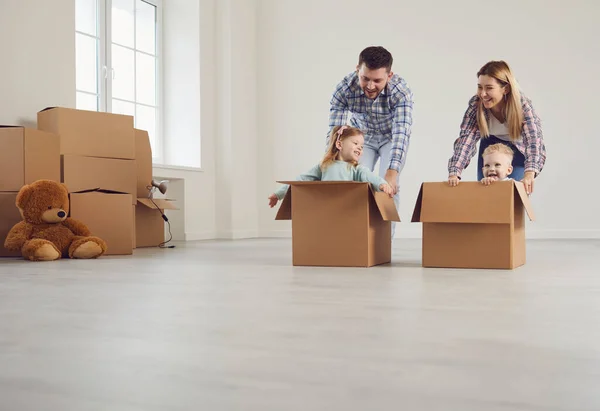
[[321, 125, 363, 170], [482, 143, 514, 160]]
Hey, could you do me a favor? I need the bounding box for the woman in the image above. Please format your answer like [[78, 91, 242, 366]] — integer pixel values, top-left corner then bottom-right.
[[447, 60, 546, 194]]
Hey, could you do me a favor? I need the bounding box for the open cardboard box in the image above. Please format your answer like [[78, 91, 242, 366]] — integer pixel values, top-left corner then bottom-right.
[[275, 181, 400, 267], [135, 198, 178, 248], [411, 180, 535, 269]]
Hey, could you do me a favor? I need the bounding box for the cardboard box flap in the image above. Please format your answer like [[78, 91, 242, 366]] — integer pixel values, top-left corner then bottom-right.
[[411, 181, 514, 224], [372, 190, 400, 222], [137, 198, 178, 210], [514, 181, 535, 221], [411, 184, 424, 222], [274, 189, 292, 220], [71, 187, 129, 195]]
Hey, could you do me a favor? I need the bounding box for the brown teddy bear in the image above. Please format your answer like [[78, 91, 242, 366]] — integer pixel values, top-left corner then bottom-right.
[[4, 179, 107, 261]]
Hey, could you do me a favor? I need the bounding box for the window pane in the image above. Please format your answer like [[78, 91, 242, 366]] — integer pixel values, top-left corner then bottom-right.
[[76, 33, 98, 94], [136, 105, 156, 153], [136, 53, 156, 105], [112, 99, 135, 117], [76, 0, 97, 36], [112, 0, 134, 48], [77, 92, 98, 111], [136, 1, 156, 55], [111, 44, 135, 101]]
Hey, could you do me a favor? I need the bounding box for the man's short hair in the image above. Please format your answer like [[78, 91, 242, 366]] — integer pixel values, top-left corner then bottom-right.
[[358, 46, 393, 71]]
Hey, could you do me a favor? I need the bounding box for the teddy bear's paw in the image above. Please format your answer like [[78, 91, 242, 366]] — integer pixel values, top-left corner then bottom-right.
[[72, 241, 104, 259], [31, 243, 61, 261]]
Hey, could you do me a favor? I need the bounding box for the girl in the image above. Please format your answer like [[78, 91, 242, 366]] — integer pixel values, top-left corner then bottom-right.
[[268, 125, 394, 207], [447, 60, 546, 195]]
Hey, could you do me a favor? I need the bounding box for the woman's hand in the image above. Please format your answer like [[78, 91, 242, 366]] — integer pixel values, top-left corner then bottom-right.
[[521, 171, 535, 195], [448, 175, 460, 187]]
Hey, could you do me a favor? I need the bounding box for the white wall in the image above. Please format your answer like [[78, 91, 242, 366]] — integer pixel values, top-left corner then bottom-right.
[[0, 0, 75, 126], [154, 0, 217, 240], [257, 0, 600, 239]]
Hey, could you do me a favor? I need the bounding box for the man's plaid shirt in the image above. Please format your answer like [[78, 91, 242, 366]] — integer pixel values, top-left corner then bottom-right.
[[328, 71, 414, 173]]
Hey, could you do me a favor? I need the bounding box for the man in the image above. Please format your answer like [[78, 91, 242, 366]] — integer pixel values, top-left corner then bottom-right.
[[327, 46, 414, 236]]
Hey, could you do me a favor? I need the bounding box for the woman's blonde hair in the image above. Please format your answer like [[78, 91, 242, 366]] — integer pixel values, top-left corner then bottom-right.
[[321, 125, 363, 170], [476, 60, 524, 142]]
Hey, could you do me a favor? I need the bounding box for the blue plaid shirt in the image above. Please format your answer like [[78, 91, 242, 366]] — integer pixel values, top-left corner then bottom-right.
[[328, 71, 414, 173]]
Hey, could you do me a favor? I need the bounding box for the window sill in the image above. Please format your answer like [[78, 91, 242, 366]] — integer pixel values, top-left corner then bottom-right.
[[152, 163, 203, 172]]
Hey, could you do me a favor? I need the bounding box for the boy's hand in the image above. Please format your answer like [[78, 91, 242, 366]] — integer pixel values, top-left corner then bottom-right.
[[268, 194, 278, 208], [380, 184, 394, 197], [481, 176, 498, 186], [448, 175, 460, 187]]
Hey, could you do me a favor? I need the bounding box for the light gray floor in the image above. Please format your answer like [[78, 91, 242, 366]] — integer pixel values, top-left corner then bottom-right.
[[0, 238, 599, 411]]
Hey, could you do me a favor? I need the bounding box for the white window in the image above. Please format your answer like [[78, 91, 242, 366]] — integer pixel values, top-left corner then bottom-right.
[[75, 0, 163, 162]]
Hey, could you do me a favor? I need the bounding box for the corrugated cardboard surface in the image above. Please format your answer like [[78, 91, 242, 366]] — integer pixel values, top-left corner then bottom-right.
[[37, 107, 135, 160], [275, 181, 399, 267], [62, 155, 137, 204], [0, 127, 60, 192], [422, 223, 513, 269], [368, 192, 392, 267], [135, 129, 153, 198], [69, 192, 133, 255], [24, 129, 61, 186], [0, 192, 21, 257], [135, 199, 177, 248], [412, 181, 534, 269]]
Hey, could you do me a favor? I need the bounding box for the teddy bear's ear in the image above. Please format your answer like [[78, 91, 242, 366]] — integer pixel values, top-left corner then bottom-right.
[[16, 184, 33, 209]]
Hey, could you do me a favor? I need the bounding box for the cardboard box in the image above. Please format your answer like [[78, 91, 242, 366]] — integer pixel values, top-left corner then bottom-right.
[[135, 129, 153, 198], [411, 181, 535, 269], [37, 107, 135, 160], [135, 198, 178, 247], [69, 190, 134, 255], [62, 155, 137, 204], [0, 192, 21, 257], [275, 181, 400, 267], [0, 126, 60, 192]]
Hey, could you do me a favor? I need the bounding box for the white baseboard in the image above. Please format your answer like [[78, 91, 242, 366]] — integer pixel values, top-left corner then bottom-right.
[[215, 230, 260, 240], [185, 231, 217, 241], [187, 228, 600, 241], [525, 229, 600, 239]]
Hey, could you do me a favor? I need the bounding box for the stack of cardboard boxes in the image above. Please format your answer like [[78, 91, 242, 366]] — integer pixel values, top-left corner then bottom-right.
[[0, 106, 177, 258], [37, 107, 137, 255], [0, 126, 60, 257]]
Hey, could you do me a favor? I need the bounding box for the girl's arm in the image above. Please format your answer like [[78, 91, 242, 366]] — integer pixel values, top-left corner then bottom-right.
[[274, 164, 323, 200], [356, 166, 388, 191]]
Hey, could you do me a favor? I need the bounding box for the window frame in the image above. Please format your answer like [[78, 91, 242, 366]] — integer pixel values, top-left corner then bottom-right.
[[75, 0, 164, 163]]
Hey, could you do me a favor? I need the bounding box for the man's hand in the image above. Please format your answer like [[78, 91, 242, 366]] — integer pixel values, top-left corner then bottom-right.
[[268, 194, 278, 208], [448, 175, 460, 187], [379, 184, 394, 197], [521, 171, 535, 195], [384, 169, 398, 194], [481, 176, 498, 186]]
